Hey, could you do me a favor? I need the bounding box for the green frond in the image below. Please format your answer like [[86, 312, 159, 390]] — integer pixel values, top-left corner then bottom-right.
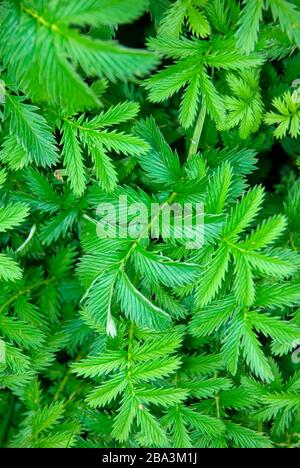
[[4, 94, 58, 167], [0, 254, 23, 281], [0, 203, 29, 233], [226, 421, 273, 448], [134, 117, 182, 185], [190, 296, 236, 337], [1, 0, 300, 450], [233, 251, 255, 306], [268, 0, 300, 47], [222, 70, 264, 138], [255, 282, 300, 309], [241, 320, 274, 382], [223, 186, 265, 238], [265, 91, 300, 138], [236, 0, 265, 53], [53, 0, 150, 27], [133, 246, 200, 287]]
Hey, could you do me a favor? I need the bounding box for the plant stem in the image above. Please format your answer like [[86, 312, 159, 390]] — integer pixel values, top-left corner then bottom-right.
[[188, 101, 207, 160]]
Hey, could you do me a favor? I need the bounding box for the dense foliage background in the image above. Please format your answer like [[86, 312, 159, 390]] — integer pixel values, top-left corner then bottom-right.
[[0, 0, 300, 448]]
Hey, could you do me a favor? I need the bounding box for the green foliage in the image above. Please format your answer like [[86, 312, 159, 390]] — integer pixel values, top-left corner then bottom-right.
[[0, 0, 300, 450], [265, 91, 300, 139], [222, 70, 264, 139]]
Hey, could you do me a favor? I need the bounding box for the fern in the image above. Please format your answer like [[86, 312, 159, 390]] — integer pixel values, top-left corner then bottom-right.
[[265, 91, 300, 138], [145, 34, 263, 128], [222, 70, 264, 139], [237, 0, 300, 53], [158, 0, 211, 38]]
